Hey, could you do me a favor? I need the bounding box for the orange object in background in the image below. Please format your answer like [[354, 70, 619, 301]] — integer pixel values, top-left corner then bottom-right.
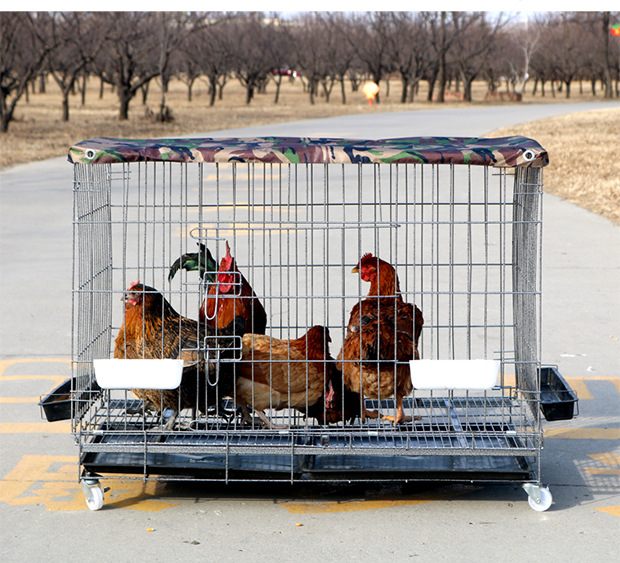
[[362, 81, 379, 106]]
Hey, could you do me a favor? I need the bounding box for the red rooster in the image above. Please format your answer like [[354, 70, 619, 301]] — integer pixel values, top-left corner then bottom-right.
[[201, 241, 267, 336], [337, 254, 423, 424]]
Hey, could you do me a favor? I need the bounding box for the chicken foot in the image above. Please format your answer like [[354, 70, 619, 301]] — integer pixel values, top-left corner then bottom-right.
[[363, 397, 421, 425], [239, 404, 290, 429]]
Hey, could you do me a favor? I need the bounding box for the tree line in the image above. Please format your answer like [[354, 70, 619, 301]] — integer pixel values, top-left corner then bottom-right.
[[1, 11, 618, 132]]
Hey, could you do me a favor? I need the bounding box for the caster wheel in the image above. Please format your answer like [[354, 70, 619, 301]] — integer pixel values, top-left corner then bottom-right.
[[82, 480, 104, 511], [527, 486, 552, 512]]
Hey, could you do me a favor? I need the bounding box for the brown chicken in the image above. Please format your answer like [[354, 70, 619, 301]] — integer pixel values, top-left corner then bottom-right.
[[337, 254, 424, 424], [235, 326, 338, 428], [201, 241, 267, 336], [300, 365, 361, 425], [114, 281, 243, 427]]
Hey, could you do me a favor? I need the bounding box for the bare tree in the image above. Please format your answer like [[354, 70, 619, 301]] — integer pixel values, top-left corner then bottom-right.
[[229, 13, 275, 105], [186, 15, 234, 106], [294, 13, 332, 105], [543, 12, 588, 99], [0, 13, 60, 132], [320, 14, 358, 104], [92, 12, 160, 120], [451, 12, 506, 101], [425, 11, 450, 102], [46, 13, 103, 122], [346, 12, 393, 103], [385, 12, 429, 103], [152, 12, 198, 122]]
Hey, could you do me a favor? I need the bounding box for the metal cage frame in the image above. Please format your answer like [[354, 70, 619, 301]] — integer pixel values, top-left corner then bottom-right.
[[67, 136, 558, 510]]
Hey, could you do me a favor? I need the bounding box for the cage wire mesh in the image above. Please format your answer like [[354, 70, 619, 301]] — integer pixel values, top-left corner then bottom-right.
[[70, 138, 544, 483]]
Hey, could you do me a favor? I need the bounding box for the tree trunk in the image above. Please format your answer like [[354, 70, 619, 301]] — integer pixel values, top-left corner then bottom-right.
[[603, 12, 613, 99], [427, 77, 435, 102], [436, 12, 447, 103], [80, 72, 87, 106], [62, 92, 70, 122], [118, 86, 131, 120], [309, 79, 316, 105], [245, 82, 254, 105], [564, 80, 571, 99], [340, 76, 347, 104], [463, 78, 473, 102], [209, 76, 217, 106], [408, 80, 416, 102], [274, 76, 282, 104], [400, 77, 409, 103], [141, 83, 149, 105]]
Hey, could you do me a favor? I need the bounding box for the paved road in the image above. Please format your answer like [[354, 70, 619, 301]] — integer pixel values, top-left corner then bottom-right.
[[1, 101, 618, 561]]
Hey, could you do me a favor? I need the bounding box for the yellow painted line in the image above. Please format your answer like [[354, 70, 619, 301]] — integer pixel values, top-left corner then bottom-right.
[[545, 428, 620, 440], [282, 498, 435, 514], [0, 358, 70, 378], [1, 375, 67, 382], [564, 378, 593, 400], [585, 468, 620, 476], [0, 422, 70, 434], [0, 397, 41, 404], [595, 506, 620, 518], [588, 452, 620, 466], [280, 487, 477, 514], [0, 375, 68, 404], [0, 455, 178, 512], [580, 376, 620, 396]]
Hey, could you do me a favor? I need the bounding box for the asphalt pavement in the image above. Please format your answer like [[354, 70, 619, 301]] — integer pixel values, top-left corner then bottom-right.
[[1, 101, 618, 561]]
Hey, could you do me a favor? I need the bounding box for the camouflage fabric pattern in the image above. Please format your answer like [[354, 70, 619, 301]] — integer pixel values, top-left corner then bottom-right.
[[68, 136, 549, 168]]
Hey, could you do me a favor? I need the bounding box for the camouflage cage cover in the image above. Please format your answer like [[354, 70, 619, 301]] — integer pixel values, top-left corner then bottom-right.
[[68, 136, 548, 168]]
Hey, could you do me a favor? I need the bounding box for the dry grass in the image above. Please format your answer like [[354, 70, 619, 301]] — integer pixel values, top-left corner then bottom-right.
[[488, 107, 620, 224], [2, 76, 618, 223]]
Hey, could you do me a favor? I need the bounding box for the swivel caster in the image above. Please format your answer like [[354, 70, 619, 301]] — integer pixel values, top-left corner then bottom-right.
[[523, 483, 552, 512]]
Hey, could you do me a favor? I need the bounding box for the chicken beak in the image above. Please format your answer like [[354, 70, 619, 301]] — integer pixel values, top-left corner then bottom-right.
[[352, 266, 359, 274]]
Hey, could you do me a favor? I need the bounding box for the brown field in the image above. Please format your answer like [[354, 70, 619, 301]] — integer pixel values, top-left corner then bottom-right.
[[488, 107, 620, 225], [2, 76, 618, 223]]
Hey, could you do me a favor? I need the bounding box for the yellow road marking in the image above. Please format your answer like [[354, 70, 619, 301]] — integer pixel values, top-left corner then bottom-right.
[[545, 428, 620, 440], [0, 374, 68, 403], [283, 498, 433, 514], [0, 397, 41, 404], [581, 376, 620, 396], [585, 453, 620, 477], [564, 377, 594, 400], [0, 422, 70, 434], [1, 375, 68, 382], [588, 453, 620, 466], [281, 487, 477, 514], [595, 506, 620, 518], [585, 468, 620, 476], [0, 358, 70, 378], [0, 455, 178, 512]]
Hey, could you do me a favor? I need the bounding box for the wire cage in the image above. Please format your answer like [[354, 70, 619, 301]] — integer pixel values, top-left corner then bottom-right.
[[64, 136, 572, 512]]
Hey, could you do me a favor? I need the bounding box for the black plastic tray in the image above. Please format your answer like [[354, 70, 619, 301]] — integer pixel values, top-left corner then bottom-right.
[[39, 378, 73, 422], [39, 377, 101, 422], [539, 366, 578, 421]]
